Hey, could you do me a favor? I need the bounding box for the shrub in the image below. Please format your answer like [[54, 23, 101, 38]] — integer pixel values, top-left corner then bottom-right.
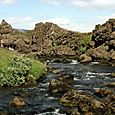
[[0, 48, 46, 86], [79, 33, 92, 53]]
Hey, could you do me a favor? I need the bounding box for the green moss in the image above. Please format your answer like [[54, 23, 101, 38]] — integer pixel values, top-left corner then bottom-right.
[[0, 48, 46, 86], [79, 33, 92, 53], [80, 33, 92, 46]]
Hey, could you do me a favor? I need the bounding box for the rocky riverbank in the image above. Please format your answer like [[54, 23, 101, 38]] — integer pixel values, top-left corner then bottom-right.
[[0, 19, 114, 65]]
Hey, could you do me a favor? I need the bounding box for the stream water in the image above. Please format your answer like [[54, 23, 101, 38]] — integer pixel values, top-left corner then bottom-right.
[[0, 60, 115, 114]]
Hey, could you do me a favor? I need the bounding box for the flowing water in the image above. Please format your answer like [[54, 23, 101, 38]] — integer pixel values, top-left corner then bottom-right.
[[0, 60, 115, 114]]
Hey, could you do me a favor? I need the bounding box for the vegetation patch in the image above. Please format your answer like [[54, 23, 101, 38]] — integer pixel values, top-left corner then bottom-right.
[[0, 48, 46, 86], [79, 33, 92, 53]]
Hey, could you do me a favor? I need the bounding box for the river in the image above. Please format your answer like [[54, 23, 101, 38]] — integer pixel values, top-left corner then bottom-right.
[[0, 60, 115, 114]]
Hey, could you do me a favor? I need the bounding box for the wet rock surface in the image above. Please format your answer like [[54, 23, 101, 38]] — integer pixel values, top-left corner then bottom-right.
[[9, 96, 26, 108]]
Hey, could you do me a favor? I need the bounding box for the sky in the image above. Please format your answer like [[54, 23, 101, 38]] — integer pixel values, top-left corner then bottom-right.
[[0, 0, 115, 32]]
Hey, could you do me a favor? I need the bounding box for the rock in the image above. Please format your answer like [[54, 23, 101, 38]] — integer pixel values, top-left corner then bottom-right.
[[94, 88, 112, 97], [111, 73, 115, 78], [57, 73, 74, 85], [49, 79, 71, 94], [52, 69, 62, 74], [56, 45, 76, 56], [68, 108, 80, 115], [105, 102, 115, 115], [79, 53, 92, 63], [49, 73, 74, 94], [0, 19, 12, 34], [87, 18, 115, 65], [60, 89, 93, 112], [25, 74, 37, 86], [84, 112, 94, 115], [105, 82, 115, 88], [93, 100, 105, 109], [9, 96, 26, 107]]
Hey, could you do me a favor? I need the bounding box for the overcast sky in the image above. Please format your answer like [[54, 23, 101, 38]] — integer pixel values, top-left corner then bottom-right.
[[0, 0, 115, 32]]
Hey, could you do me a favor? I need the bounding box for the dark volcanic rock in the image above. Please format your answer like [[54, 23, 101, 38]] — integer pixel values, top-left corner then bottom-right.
[[49, 79, 71, 94], [32, 22, 84, 57], [59, 89, 113, 114], [85, 19, 115, 65]]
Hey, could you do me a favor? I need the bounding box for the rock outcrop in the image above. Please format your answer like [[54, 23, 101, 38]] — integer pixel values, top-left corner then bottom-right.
[[32, 22, 84, 57], [0, 19, 115, 65], [81, 19, 115, 65], [0, 19, 12, 34]]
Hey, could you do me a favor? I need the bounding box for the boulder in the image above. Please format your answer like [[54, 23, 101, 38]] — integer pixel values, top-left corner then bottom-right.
[[49, 79, 71, 94], [111, 73, 115, 78], [87, 18, 115, 65], [60, 89, 93, 112], [94, 88, 112, 97], [79, 53, 92, 63], [9, 96, 26, 108], [57, 73, 74, 85], [68, 108, 80, 115], [0, 19, 12, 34], [105, 82, 115, 88]]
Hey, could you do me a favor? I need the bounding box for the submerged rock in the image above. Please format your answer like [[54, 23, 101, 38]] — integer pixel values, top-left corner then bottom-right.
[[49, 79, 71, 94], [105, 82, 115, 88], [49, 73, 74, 94], [9, 96, 26, 108], [94, 88, 112, 98], [57, 73, 74, 85]]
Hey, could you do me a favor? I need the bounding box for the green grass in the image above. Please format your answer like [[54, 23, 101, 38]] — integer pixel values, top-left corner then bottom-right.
[[30, 59, 46, 79], [0, 48, 46, 86]]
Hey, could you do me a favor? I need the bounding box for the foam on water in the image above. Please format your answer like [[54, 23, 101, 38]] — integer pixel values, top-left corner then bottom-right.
[[37, 108, 66, 115], [86, 71, 111, 76], [70, 60, 79, 64]]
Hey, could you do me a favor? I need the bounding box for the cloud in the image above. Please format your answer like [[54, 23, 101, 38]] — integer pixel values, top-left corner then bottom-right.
[[42, 0, 61, 5], [43, 17, 71, 26], [42, 0, 115, 9], [0, 0, 17, 4], [42, 17, 92, 32], [71, 0, 115, 9], [2, 17, 95, 32], [0, 17, 34, 29], [1, 14, 115, 32], [8, 17, 33, 24]]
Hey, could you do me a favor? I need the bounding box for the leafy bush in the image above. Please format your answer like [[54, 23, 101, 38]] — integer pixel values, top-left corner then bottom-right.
[[0, 56, 32, 86], [0, 48, 46, 87]]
